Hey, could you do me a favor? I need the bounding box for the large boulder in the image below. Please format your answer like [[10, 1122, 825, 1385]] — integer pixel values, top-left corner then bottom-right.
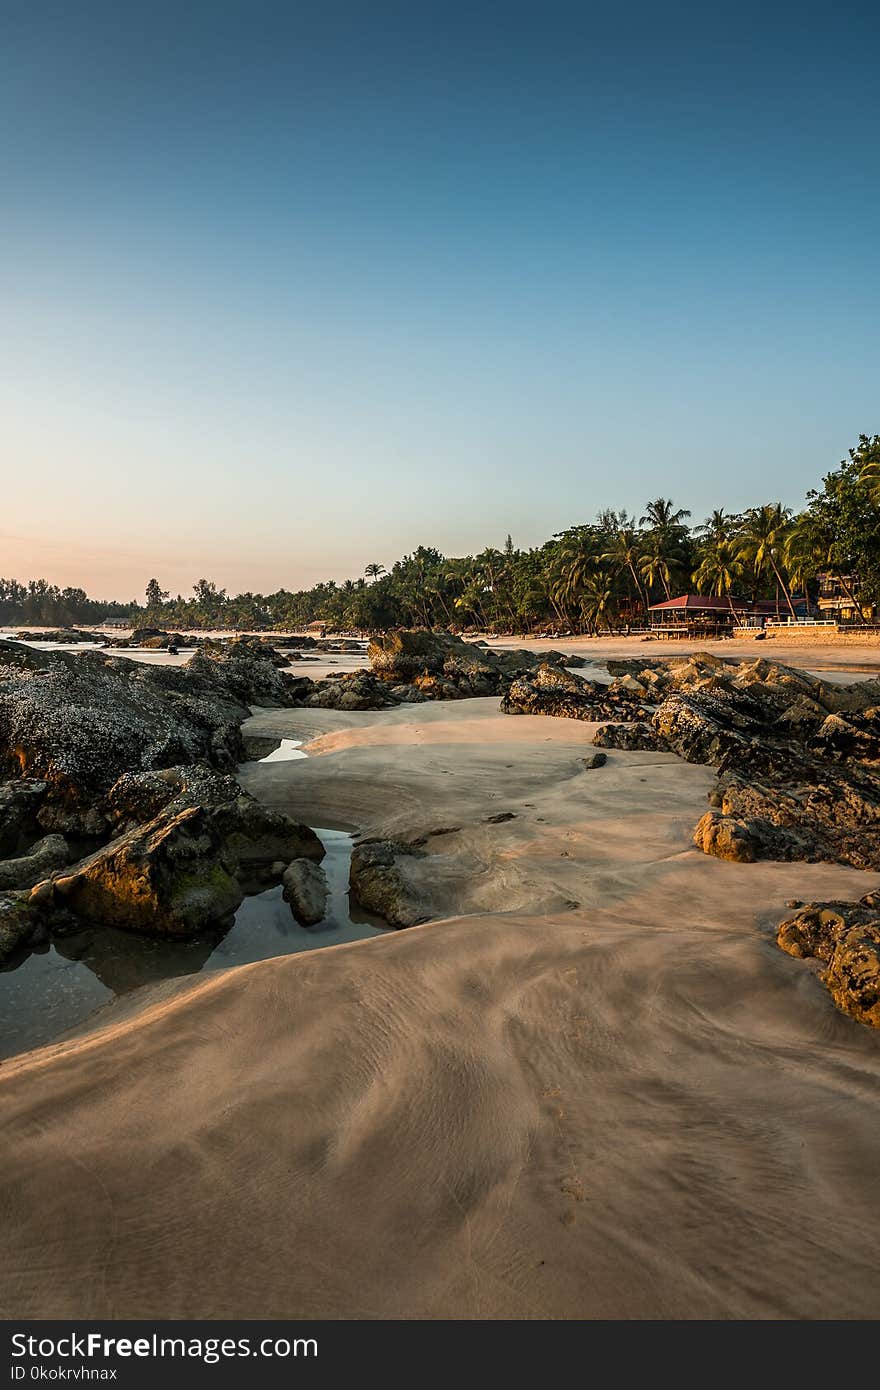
[[0, 638, 320, 831], [776, 898, 880, 1028], [42, 804, 244, 938], [30, 767, 323, 937], [368, 630, 479, 681], [183, 637, 302, 707], [0, 640, 248, 813], [282, 859, 330, 925], [102, 765, 324, 884], [692, 810, 757, 863], [348, 839, 430, 928]]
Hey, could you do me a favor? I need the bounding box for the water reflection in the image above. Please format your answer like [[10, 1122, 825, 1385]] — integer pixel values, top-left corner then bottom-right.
[[0, 829, 385, 1060]]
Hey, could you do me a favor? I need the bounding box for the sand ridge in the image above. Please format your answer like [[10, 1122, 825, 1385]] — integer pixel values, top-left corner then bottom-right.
[[3, 689, 880, 1318]]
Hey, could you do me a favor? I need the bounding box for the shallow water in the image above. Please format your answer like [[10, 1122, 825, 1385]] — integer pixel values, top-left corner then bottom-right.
[[258, 738, 308, 761], [0, 828, 386, 1060]]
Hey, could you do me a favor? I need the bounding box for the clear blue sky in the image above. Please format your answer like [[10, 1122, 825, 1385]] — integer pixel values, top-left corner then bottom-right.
[[1, 0, 877, 598]]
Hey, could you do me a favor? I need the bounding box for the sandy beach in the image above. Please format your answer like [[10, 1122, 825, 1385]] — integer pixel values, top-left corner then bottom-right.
[[6, 0, 879, 1340], [3, 642, 880, 1319]]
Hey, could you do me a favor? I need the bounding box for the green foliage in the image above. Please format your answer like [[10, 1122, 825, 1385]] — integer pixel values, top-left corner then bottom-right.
[[802, 435, 880, 606], [0, 578, 132, 627], [2, 435, 877, 634]]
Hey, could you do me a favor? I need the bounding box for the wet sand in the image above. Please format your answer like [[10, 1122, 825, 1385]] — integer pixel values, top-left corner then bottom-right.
[[3, 688, 880, 1318]]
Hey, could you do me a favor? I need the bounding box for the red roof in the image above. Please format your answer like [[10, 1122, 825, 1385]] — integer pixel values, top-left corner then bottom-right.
[[648, 594, 810, 615], [648, 594, 748, 612]]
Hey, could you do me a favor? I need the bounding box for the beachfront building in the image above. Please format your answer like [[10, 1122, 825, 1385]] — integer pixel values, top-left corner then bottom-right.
[[815, 573, 874, 623], [647, 594, 809, 637], [647, 594, 750, 637]]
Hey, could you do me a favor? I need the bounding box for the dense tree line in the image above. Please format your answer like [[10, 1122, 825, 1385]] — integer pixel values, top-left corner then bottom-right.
[[3, 435, 879, 635], [0, 579, 131, 629]]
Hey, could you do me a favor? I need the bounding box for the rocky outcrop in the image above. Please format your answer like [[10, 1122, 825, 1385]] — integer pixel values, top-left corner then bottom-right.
[[366, 629, 568, 700], [562, 653, 880, 874], [0, 632, 327, 946], [40, 804, 245, 938], [215, 630, 581, 711], [692, 810, 757, 863], [776, 897, 880, 1028], [183, 637, 302, 706], [0, 834, 71, 890], [25, 765, 323, 938], [303, 671, 399, 711], [282, 859, 330, 925], [592, 721, 662, 751], [502, 664, 650, 721], [0, 637, 318, 834], [0, 640, 243, 812], [348, 839, 430, 928], [651, 689, 760, 765], [13, 629, 100, 644]]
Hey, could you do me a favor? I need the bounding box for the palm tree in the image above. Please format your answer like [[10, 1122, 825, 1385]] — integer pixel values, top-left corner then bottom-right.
[[638, 498, 691, 603], [580, 572, 615, 633], [640, 498, 691, 532], [556, 527, 601, 622], [639, 530, 681, 601], [692, 541, 744, 617], [364, 563, 386, 583], [601, 526, 648, 612], [738, 504, 798, 620], [696, 509, 732, 544], [854, 434, 880, 504], [783, 510, 860, 615]]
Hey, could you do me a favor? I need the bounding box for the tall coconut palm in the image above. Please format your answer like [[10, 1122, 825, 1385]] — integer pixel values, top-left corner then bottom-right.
[[364, 562, 386, 583], [639, 530, 681, 601], [696, 508, 732, 544], [638, 498, 691, 602], [580, 571, 616, 633], [692, 541, 744, 616], [556, 527, 601, 618], [601, 527, 648, 612], [738, 504, 798, 620], [640, 498, 691, 532]]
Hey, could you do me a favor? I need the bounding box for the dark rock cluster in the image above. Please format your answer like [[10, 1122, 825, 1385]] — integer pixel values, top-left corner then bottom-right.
[[257, 629, 585, 711], [502, 663, 649, 722], [0, 638, 322, 961]]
